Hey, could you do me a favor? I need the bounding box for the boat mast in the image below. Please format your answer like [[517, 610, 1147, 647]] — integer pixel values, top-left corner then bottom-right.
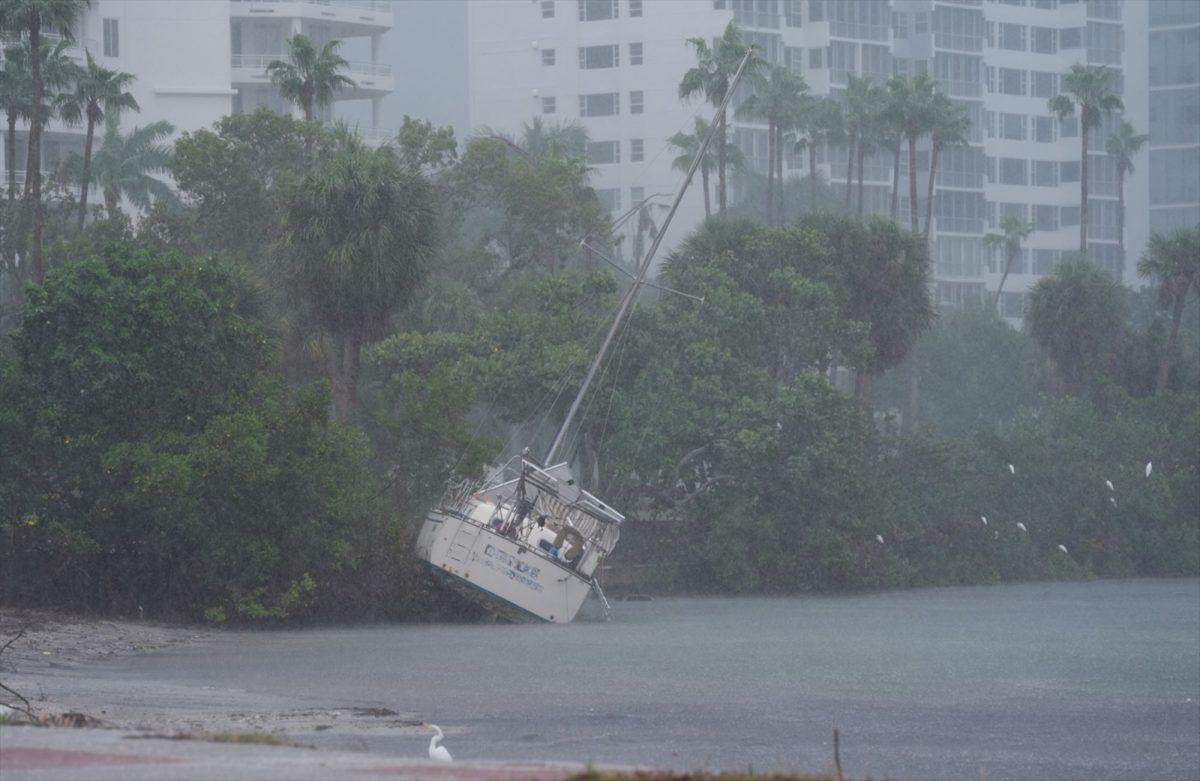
[[544, 49, 755, 466]]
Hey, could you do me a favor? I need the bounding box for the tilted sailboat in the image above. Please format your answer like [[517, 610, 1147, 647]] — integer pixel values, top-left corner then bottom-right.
[[414, 51, 754, 623]]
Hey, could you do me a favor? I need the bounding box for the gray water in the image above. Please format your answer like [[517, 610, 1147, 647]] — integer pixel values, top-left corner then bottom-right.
[[111, 578, 1200, 780]]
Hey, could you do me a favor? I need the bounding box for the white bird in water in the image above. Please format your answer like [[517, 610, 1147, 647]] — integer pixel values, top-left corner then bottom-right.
[[1008, 463, 1015, 475], [1105, 480, 1114, 492], [1016, 522, 1027, 533], [427, 724, 452, 763], [875, 534, 885, 544], [1057, 544, 1069, 555], [981, 516, 988, 526], [1109, 496, 1118, 507], [1145, 461, 1153, 477]]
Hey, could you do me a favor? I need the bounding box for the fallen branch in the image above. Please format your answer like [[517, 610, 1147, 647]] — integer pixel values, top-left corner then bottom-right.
[[0, 627, 36, 721]]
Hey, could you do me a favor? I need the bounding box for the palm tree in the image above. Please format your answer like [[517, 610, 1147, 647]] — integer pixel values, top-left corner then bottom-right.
[[266, 34, 355, 123], [0, 44, 27, 201], [737, 64, 809, 225], [666, 117, 743, 219], [839, 75, 878, 212], [60, 53, 138, 228], [1, 37, 78, 200], [883, 76, 908, 220], [891, 73, 938, 233], [0, 0, 89, 284], [679, 21, 761, 213], [1137, 227, 1200, 394], [519, 116, 588, 161], [80, 116, 176, 215], [1105, 119, 1149, 274], [984, 216, 1035, 311], [1048, 63, 1124, 256], [924, 95, 971, 240], [277, 134, 437, 421], [803, 96, 844, 212]]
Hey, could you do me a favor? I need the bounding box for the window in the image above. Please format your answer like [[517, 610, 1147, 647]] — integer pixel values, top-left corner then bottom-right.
[[1086, 21, 1122, 64], [809, 48, 823, 68], [1034, 249, 1058, 274], [1031, 26, 1056, 54], [936, 236, 984, 277], [1150, 0, 1200, 25], [579, 92, 619, 116], [1031, 71, 1057, 98], [1061, 205, 1080, 226], [1035, 204, 1058, 231], [631, 138, 644, 162], [1151, 148, 1200, 205], [629, 42, 643, 65], [578, 0, 617, 21], [542, 96, 557, 114], [1034, 116, 1054, 143], [809, 0, 824, 21], [999, 23, 1025, 51], [999, 158, 1028, 185], [630, 186, 644, 206], [1002, 292, 1026, 319], [629, 90, 643, 114], [893, 12, 907, 39], [830, 40, 856, 83], [1000, 113, 1026, 140], [541, 0, 555, 18], [1149, 26, 1200, 87], [1001, 202, 1027, 224], [1034, 160, 1057, 185], [1086, 0, 1120, 20], [1060, 116, 1078, 138], [999, 68, 1026, 96], [1061, 160, 1080, 182], [578, 45, 617, 69], [629, 0, 642, 17], [915, 12, 927, 34], [1150, 88, 1200, 146], [542, 48, 556, 66], [102, 18, 119, 57], [596, 187, 621, 211], [1060, 27, 1082, 49], [785, 0, 803, 26], [587, 141, 620, 165]]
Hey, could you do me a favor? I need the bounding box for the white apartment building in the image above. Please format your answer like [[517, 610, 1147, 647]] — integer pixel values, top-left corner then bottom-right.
[[467, 0, 1147, 321], [1, 0, 393, 188]]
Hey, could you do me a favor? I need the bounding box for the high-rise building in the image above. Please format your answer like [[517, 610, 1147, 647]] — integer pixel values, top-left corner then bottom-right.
[[467, 0, 1147, 321], [1, 0, 394, 190]]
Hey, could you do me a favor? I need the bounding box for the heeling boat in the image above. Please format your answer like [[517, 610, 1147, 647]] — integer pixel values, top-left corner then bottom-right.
[[415, 50, 755, 624]]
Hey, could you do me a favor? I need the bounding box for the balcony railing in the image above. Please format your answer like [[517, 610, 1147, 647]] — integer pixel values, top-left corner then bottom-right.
[[232, 53, 391, 77], [231, 0, 392, 11]]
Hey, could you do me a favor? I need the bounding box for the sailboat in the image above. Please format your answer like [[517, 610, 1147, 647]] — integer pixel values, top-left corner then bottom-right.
[[414, 51, 755, 623]]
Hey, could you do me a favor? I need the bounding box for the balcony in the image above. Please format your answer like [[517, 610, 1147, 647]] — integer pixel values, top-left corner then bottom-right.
[[232, 53, 390, 79], [230, 0, 392, 32]]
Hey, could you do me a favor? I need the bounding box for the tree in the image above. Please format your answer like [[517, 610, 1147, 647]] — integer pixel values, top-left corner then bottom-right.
[[1138, 227, 1200, 395], [924, 95, 971, 239], [172, 109, 329, 258], [277, 135, 437, 421], [0, 0, 90, 284], [679, 21, 761, 213], [804, 96, 844, 211], [1049, 64, 1124, 256], [840, 75, 883, 214], [1105, 119, 1149, 274], [60, 53, 138, 229], [81, 116, 176, 215], [394, 114, 457, 175], [891, 73, 938, 233], [984, 216, 1035, 311], [1027, 256, 1126, 396], [737, 64, 809, 225], [266, 34, 355, 123], [882, 76, 908, 220], [667, 117, 743, 219]]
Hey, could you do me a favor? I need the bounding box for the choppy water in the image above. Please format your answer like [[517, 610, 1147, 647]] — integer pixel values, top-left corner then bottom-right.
[[117, 578, 1200, 780]]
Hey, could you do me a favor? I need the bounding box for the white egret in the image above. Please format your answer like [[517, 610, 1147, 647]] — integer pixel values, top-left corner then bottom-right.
[[427, 724, 452, 763], [1016, 522, 1027, 533], [1145, 461, 1153, 477], [875, 534, 884, 545], [981, 516, 988, 526], [1008, 464, 1015, 475], [1105, 480, 1114, 492], [1057, 544, 1069, 554], [1109, 496, 1118, 507]]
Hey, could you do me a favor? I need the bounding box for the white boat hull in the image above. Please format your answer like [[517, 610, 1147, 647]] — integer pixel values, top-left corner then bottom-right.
[[415, 508, 593, 623]]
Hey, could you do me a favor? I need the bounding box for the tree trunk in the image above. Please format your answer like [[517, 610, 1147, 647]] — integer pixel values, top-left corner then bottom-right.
[[890, 138, 900, 219], [924, 143, 939, 240], [29, 16, 45, 285], [77, 115, 96, 230], [809, 141, 817, 210], [329, 332, 362, 422], [776, 124, 785, 224], [717, 107, 727, 213], [1156, 282, 1191, 394], [5, 113, 16, 201], [701, 165, 711, 219], [992, 250, 1014, 312], [856, 142, 866, 215], [104, 188, 119, 216], [844, 132, 855, 211], [1079, 108, 1089, 257], [904, 352, 920, 435], [908, 133, 919, 234], [765, 117, 775, 225], [1116, 167, 1125, 282], [854, 369, 873, 403]]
